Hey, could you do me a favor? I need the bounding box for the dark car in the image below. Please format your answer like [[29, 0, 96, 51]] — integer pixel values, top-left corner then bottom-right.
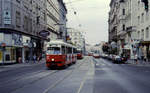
[[121, 56, 128, 62]]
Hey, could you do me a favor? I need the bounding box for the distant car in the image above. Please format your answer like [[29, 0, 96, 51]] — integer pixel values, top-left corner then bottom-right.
[[93, 53, 100, 58], [88, 53, 93, 56], [114, 55, 122, 63]]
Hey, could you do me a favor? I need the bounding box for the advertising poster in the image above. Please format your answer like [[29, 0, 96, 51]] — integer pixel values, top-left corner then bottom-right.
[[0, 50, 2, 61], [3, 10, 11, 25]]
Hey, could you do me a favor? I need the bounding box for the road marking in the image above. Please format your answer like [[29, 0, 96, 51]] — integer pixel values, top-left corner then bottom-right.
[[43, 71, 73, 93], [95, 68, 103, 71], [10, 70, 58, 93], [43, 58, 85, 93], [77, 69, 89, 93], [96, 64, 99, 66]]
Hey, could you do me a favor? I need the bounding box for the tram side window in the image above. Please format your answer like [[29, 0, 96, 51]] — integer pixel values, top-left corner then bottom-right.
[[67, 47, 72, 54], [73, 48, 77, 54], [62, 46, 66, 54]]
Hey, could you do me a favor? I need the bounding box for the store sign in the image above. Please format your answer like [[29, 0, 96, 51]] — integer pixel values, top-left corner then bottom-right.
[[39, 30, 50, 37], [12, 34, 23, 46], [23, 36, 31, 47], [3, 10, 11, 25]]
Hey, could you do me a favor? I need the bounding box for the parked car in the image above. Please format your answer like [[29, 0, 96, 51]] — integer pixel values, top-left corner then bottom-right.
[[121, 56, 128, 62], [114, 55, 122, 64]]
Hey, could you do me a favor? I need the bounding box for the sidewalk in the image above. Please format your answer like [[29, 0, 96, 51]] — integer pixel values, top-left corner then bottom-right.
[[126, 59, 150, 67], [0, 59, 45, 72]]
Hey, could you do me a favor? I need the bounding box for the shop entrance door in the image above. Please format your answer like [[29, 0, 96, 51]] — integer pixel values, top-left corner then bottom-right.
[[16, 48, 22, 63]]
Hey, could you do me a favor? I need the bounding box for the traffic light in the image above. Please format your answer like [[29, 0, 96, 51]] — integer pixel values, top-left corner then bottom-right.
[[142, 0, 149, 11]]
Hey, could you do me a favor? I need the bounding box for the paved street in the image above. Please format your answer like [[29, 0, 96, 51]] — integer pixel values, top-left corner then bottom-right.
[[0, 57, 150, 93]]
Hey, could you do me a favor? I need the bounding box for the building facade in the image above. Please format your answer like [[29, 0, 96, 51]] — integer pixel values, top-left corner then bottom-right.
[[109, 0, 150, 60], [67, 28, 86, 54], [0, 0, 67, 63], [108, 0, 119, 43]]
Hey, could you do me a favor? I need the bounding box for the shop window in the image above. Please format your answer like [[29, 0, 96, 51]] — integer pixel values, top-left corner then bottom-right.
[[5, 54, 10, 61], [16, 0, 20, 3], [146, 27, 149, 39], [122, 9, 125, 15]]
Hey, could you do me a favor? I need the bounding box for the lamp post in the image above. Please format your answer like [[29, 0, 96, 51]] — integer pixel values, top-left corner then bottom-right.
[[1, 43, 6, 65]]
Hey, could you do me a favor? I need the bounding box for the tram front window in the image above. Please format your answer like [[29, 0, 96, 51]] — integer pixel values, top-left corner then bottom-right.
[[47, 47, 61, 55]]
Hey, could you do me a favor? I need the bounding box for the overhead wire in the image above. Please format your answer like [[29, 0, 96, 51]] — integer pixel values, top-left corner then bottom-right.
[[67, 0, 82, 28]]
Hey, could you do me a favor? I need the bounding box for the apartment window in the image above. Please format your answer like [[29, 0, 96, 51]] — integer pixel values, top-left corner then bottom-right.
[[123, 24, 125, 31], [16, 11, 21, 28], [30, 0, 32, 4], [141, 13, 144, 23], [138, 1, 140, 8], [146, 12, 149, 21], [146, 27, 149, 38], [138, 31, 140, 39], [138, 16, 140, 25], [122, 9, 125, 15], [16, 0, 20, 3], [23, 16, 28, 32], [141, 29, 144, 40]]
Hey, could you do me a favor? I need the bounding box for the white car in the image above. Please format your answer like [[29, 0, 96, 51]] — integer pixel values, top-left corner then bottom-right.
[[93, 53, 100, 58]]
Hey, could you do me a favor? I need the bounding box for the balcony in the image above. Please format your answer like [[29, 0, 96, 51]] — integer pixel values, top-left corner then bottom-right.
[[126, 26, 136, 33], [119, 15, 126, 20]]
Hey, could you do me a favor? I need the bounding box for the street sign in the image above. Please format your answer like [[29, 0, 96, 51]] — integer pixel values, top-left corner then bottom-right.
[[3, 10, 11, 25]]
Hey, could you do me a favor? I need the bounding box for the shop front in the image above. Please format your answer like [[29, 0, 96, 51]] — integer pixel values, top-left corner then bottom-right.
[[0, 33, 23, 64], [140, 41, 150, 61]]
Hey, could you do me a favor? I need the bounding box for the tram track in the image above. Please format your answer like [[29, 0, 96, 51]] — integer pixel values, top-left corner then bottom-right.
[[42, 58, 86, 93], [0, 63, 45, 81], [1, 57, 86, 93], [0, 63, 46, 85], [0, 69, 46, 85], [10, 70, 59, 93]]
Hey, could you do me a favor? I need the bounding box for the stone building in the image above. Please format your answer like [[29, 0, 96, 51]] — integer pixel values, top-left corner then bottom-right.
[[67, 28, 86, 54], [109, 0, 150, 60], [0, 0, 67, 63]]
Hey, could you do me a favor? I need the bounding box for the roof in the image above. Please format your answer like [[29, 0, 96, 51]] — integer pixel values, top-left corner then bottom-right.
[[47, 40, 76, 48]]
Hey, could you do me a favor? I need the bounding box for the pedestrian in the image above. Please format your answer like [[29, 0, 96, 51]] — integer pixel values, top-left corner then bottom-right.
[[26, 55, 29, 63], [18, 57, 22, 63], [134, 54, 138, 64], [33, 55, 36, 63], [144, 56, 147, 62], [37, 55, 41, 62]]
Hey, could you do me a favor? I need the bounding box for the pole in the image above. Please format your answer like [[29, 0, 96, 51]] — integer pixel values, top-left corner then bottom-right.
[[2, 47, 5, 65]]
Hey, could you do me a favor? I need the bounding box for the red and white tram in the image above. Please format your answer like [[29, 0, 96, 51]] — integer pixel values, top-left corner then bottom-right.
[[76, 48, 83, 59], [46, 40, 77, 68]]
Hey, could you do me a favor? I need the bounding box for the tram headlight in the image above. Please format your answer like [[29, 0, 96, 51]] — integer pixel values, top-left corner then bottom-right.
[[51, 58, 55, 61]]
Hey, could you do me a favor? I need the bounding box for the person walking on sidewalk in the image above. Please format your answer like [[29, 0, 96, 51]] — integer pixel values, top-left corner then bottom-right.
[[134, 54, 138, 64], [33, 55, 36, 63]]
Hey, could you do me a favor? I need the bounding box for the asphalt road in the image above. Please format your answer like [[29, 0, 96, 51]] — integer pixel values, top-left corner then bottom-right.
[[0, 57, 150, 93]]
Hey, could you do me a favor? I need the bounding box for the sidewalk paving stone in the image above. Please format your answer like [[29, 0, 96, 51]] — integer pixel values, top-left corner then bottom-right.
[[0, 59, 45, 72], [126, 60, 150, 67]]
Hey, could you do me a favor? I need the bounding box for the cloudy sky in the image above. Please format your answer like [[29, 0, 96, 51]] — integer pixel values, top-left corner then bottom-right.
[[64, 0, 111, 45]]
